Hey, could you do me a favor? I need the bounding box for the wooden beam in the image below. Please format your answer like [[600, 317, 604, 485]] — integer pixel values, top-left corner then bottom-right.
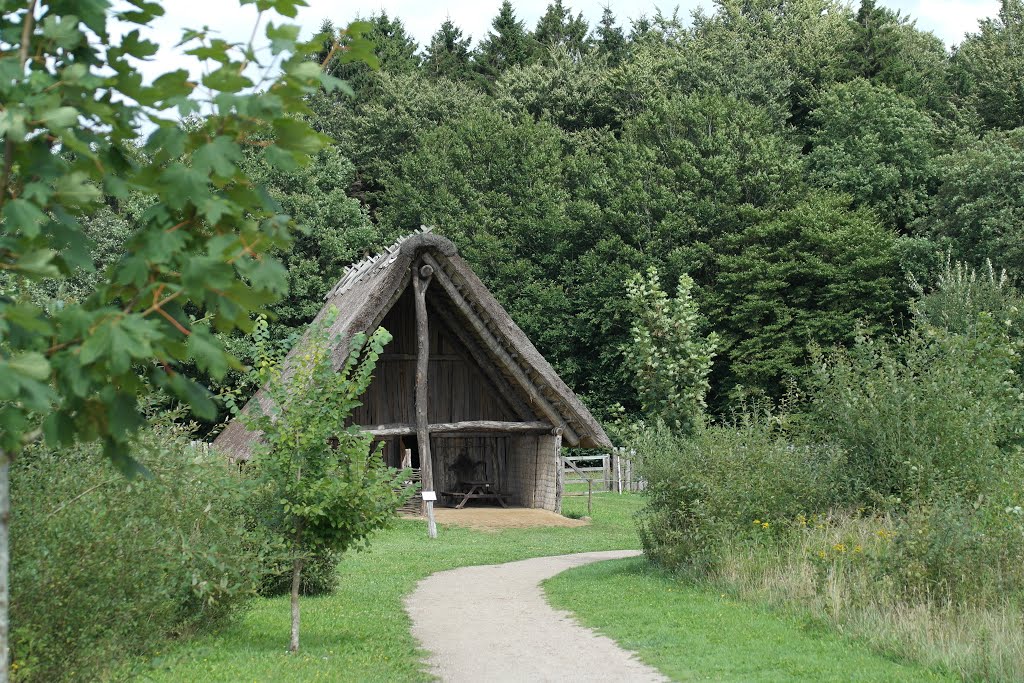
[[430, 420, 553, 434], [365, 424, 416, 437], [553, 430, 564, 515], [413, 262, 435, 507], [364, 420, 554, 438], [420, 253, 582, 445]]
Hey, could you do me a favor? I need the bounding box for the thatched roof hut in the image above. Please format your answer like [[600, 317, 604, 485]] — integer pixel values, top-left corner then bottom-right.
[[214, 228, 610, 512]]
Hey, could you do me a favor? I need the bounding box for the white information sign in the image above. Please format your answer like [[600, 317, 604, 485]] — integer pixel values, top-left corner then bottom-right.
[[422, 491, 437, 502]]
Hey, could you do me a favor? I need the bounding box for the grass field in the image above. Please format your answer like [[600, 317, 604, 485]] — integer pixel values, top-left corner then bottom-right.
[[544, 557, 951, 682], [138, 494, 640, 682], [138, 493, 950, 682]]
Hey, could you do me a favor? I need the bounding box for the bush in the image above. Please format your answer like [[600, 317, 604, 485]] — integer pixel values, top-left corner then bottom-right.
[[881, 496, 1024, 602], [807, 316, 1024, 508], [259, 550, 341, 597], [635, 418, 844, 573], [10, 422, 265, 682]]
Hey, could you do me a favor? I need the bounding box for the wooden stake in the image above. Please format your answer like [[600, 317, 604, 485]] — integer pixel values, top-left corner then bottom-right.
[[426, 500, 437, 538], [413, 262, 437, 539]]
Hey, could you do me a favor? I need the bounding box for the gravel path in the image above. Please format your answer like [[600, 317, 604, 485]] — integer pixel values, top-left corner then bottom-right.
[[405, 550, 668, 682]]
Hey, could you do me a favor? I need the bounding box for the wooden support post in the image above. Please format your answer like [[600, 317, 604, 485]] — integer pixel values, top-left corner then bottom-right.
[[413, 262, 437, 539], [552, 427, 563, 514]]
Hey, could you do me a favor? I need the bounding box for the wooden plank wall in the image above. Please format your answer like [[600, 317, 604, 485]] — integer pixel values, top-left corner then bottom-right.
[[351, 287, 521, 426]]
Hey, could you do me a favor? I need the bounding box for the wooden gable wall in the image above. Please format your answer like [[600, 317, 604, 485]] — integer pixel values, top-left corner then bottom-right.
[[350, 285, 525, 427]]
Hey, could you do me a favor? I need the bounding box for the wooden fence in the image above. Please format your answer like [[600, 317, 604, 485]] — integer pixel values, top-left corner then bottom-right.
[[561, 448, 642, 495], [397, 468, 423, 516]]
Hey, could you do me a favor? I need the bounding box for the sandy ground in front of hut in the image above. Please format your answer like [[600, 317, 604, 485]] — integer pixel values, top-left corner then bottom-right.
[[405, 550, 667, 683], [402, 506, 590, 531]]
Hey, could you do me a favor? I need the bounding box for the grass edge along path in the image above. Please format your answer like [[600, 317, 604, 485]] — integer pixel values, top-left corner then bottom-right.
[[137, 494, 641, 682], [544, 556, 953, 682]]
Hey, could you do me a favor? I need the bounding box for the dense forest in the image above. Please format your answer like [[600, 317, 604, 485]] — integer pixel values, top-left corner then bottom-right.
[[227, 0, 1024, 421], [38, 0, 1024, 424]]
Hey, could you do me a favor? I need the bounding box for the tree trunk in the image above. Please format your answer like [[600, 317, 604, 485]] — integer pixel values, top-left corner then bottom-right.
[[289, 463, 303, 654], [413, 263, 436, 538], [1, 448, 8, 683], [289, 555, 303, 654]]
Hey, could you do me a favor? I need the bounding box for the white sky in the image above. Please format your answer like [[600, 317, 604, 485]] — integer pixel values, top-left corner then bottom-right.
[[134, 0, 1001, 88]]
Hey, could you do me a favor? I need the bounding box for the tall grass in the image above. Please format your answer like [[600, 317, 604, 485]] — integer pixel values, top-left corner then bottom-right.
[[713, 513, 1024, 681]]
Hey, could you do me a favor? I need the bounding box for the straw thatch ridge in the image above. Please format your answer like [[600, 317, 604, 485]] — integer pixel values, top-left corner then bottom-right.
[[213, 227, 611, 461]]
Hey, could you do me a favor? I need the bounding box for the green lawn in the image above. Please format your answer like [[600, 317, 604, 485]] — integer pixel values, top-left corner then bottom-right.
[[544, 557, 952, 682], [138, 494, 641, 682], [139, 493, 949, 682]]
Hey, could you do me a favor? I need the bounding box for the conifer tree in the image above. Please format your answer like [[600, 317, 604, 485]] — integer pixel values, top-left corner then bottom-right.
[[425, 19, 474, 82], [476, 1, 534, 83], [953, 0, 1024, 130], [533, 0, 590, 58], [368, 12, 421, 73], [595, 6, 627, 65]]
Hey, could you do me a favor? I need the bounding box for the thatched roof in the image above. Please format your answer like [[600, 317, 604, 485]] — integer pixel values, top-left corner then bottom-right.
[[213, 227, 612, 460]]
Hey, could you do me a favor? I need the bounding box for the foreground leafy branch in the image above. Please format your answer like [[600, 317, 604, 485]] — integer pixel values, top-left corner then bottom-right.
[[0, 0, 375, 677]]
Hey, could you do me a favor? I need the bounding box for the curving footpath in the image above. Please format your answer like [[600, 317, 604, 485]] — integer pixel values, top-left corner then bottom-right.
[[405, 550, 668, 682]]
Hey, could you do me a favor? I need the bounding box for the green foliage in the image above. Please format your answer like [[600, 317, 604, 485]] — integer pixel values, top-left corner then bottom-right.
[[244, 312, 409, 647], [635, 419, 845, 573], [807, 316, 1023, 507], [476, 1, 535, 84], [882, 495, 1024, 601], [532, 0, 590, 60], [594, 7, 627, 65], [806, 79, 937, 230], [11, 421, 264, 682], [845, 0, 950, 112], [911, 258, 1024, 338], [0, 1, 371, 467], [923, 128, 1024, 276], [424, 20, 475, 83], [248, 317, 406, 556], [259, 549, 341, 598], [624, 268, 718, 433], [711, 192, 906, 400], [237, 145, 379, 328], [952, 0, 1024, 130]]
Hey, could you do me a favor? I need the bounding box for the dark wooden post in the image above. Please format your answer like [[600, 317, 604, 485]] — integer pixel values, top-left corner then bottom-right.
[[552, 426, 564, 515], [413, 262, 437, 538]]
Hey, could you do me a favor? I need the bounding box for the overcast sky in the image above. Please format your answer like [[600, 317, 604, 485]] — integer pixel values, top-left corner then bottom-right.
[[134, 0, 1001, 86]]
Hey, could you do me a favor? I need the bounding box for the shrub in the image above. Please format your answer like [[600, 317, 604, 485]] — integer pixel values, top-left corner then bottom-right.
[[635, 418, 844, 573], [881, 496, 1024, 602], [807, 315, 1024, 508], [10, 422, 264, 682], [259, 550, 341, 598]]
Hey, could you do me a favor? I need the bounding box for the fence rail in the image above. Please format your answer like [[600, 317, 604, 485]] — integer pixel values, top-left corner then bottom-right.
[[562, 450, 643, 495]]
